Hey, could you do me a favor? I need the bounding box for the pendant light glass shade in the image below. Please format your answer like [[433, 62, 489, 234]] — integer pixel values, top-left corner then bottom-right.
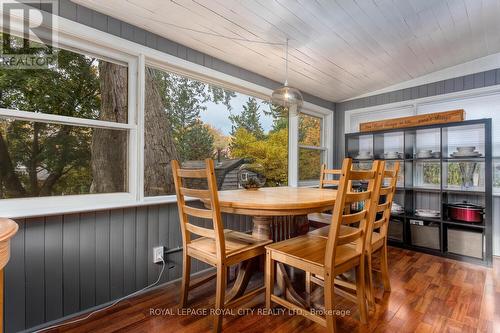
[[271, 39, 303, 115], [271, 86, 303, 108]]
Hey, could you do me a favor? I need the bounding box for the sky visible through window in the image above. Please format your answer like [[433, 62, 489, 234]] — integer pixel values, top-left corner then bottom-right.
[[201, 93, 274, 135]]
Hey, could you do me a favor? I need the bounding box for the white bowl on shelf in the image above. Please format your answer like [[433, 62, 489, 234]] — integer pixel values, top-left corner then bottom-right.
[[416, 150, 433, 158], [457, 146, 475, 153], [384, 151, 400, 159]]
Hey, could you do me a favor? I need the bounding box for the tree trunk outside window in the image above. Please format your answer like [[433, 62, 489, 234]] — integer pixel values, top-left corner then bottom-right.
[[91, 64, 179, 196]]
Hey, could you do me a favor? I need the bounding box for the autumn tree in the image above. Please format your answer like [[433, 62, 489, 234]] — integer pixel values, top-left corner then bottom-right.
[[230, 101, 289, 186], [231, 127, 288, 186], [206, 124, 231, 160]]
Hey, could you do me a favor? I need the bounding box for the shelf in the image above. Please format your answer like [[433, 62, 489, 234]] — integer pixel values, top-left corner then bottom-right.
[[443, 252, 486, 266], [410, 186, 441, 193], [443, 220, 485, 229], [344, 118, 492, 266], [443, 157, 485, 162], [412, 158, 441, 161], [407, 214, 442, 223], [442, 187, 485, 195]]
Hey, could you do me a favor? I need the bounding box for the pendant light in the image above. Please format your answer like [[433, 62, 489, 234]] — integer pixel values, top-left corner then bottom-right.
[[271, 38, 303, 116]]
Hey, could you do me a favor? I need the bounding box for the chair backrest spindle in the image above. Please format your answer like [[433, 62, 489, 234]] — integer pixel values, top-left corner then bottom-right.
[[324, 159, 384, 272], [172, 159, 226, 260], [366, 163, 400, 249], [319, 163, 342, 189]]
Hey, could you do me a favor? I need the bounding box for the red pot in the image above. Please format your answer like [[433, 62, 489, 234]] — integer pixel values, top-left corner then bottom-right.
[[447, 202, 484, 223]]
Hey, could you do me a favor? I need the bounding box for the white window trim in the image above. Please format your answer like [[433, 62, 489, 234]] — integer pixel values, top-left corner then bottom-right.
[[0, 4, 141, 218], [0, 3, 334, 218], [296, 112, 330, 187]]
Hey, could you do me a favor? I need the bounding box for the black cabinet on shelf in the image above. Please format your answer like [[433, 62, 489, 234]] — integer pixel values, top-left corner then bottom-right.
[[345, 119, 493, 266]]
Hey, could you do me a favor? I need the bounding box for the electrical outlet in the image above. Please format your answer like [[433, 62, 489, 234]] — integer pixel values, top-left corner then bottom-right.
[[153, 246, 164, 264]]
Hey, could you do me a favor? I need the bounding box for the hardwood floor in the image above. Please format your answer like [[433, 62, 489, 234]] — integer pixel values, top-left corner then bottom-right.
[[45, 247, 499, 333]]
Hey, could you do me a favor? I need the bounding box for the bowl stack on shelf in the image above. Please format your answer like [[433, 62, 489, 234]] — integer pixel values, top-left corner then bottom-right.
[[355, 150, 372, 160], [450, 146, 482, 158], [415, 209, 440, 218], [384, 151, 402, 159], [391, 202, 405, 215], [416, 149, 441, 158]]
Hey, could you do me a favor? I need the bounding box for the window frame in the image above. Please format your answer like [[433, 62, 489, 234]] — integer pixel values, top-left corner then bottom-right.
[[297, 112, 328, 186], [0, 8, 140, 217], [0, 6, 334, 218]]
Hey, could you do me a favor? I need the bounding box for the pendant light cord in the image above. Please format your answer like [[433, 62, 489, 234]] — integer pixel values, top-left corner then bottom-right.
[[284, 38, 289, 86]]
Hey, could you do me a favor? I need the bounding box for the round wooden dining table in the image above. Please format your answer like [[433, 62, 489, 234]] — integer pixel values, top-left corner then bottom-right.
[[217, 186, 337, 240], [216, 187, 337, 306]]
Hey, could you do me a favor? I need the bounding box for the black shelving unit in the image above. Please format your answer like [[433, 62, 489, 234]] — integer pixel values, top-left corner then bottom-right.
[[345, 119, 493, 266]]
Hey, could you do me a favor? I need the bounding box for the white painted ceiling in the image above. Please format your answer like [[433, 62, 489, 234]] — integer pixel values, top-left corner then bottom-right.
[[73, 0, 500, 102]]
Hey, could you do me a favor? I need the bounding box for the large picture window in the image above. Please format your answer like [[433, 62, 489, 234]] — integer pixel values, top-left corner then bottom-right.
[[0, 35, 130, 199], [144, 66, 289, 196]]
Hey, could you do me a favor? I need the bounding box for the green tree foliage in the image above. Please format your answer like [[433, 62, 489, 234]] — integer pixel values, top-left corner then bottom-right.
[[263, 102, 288, 133], [177, 121, 215, 161], [229, 97, 265, 139], [150, 69, 235, 161], [0, 42, 100, 198]]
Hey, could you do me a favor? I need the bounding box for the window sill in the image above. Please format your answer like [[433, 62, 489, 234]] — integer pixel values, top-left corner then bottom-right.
[[0, 193, 191, 219], [3, 190, 498, 220]]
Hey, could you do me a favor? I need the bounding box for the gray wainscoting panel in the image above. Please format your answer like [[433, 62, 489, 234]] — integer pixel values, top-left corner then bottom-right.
[[4, 203, 252, 333]]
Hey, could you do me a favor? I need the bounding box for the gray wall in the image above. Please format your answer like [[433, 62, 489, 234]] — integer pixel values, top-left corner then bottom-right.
[[334, 68, 500, 256], [6, 203, 252, 333]]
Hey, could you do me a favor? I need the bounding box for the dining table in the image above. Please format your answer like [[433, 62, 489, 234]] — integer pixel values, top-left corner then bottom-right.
[[215, 186, 337, 306]]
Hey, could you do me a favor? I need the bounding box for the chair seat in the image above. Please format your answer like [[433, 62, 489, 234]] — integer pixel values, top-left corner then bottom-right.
[[187, 229, 272, 266], [309, 226, 384, 250], [307, 212, 333, 225], [265, 235, 360, 276]]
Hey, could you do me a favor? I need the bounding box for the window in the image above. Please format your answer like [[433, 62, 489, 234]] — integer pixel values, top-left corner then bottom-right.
[[143, 66, 289, 196], [298, 113, 325, 183], [417, 94, 500, 193], [346, 105, 414, 133], [0, 36, 130, 200]]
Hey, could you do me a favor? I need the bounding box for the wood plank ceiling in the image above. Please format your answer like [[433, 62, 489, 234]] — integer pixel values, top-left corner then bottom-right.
[[73, 0, 500, 102]]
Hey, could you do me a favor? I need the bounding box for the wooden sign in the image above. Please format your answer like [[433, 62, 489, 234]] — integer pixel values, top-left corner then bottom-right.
[[360, 109, 465, 132]]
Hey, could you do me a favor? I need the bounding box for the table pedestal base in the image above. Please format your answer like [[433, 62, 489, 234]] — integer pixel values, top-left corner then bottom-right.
[[226, 215, 309, 308]]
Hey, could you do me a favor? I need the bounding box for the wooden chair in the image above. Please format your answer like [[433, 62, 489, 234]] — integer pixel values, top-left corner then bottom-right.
[[172, 159, 272, 332], [265, 158, 384, 331], [309, 162, 400, 308], [308, 164, 341, 228]]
